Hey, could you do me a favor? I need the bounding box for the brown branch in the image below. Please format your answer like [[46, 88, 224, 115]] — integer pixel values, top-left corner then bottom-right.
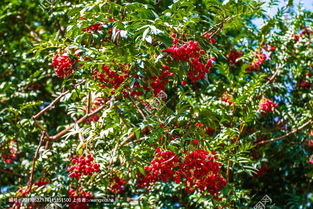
[[34, 119, 47, 132], [33, 81, 85, 120], [207, 26, 223, 40], [24, 23, 41, 42], [112, 127, 151, 155], [87, 91, 91, 114], [265, 64, 283, 85], [203, 16, 233, 38], [0, 168, 26, 177], [128, 95, 147, 121], [125, 136, 147, 146], [33, 91, 70, 120], [27, 131, 46, 192], [47, 104, 106, 141], [255, 120, 312, 145], [112, 133, 135, 154], [226, 160, 231, 183]]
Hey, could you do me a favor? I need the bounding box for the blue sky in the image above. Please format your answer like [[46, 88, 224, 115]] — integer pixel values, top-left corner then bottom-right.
[[253, 0, 313, 27], [264, 0, 313, 14]]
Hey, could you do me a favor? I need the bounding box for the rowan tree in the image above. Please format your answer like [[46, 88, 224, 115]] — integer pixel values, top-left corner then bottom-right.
[[0, 0, 312, 208]]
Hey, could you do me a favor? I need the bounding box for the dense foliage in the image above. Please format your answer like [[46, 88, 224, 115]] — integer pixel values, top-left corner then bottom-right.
[[0, 0, 312, 208]]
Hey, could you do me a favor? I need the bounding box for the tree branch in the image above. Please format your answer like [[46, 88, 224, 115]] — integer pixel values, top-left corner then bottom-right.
[[255, 120, 312, 145], [27, 131, 46, 192], [112, 127, 151, 156], [202, 16, 233, 38], [33, 81, 85, 120], [33, 91, 70, 120], [87, 91, 91, 114], [47, 104, 106, 141], [125, 136, 147, 146], [128, 95, 147, 121], [265, 64, 283, 85], [0, 168, 26, 177]]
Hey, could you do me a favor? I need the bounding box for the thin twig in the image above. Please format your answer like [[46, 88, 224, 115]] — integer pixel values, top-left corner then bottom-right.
[[226, 160, 230, 182], [125, 136, 147, 146], [33, 91, 70, 120], [265, 64, 283, 85], [34, 120, 47, 132], [202, 16, 233, 38], [33, 81, 85, 120], [27, 131, 46, 192], [255, 120, 312, 145], [128, 95, 147, 121], [87, 91, 91, 114], [47, 104, 106, 141], [0, 168, 26, 177], [112, 132, 136, 155], [112, 127, 151, 156]]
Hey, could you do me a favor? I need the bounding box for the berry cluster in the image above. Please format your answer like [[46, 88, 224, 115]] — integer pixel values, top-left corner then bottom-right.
[[137, 149, 226, 195], [188, 57, 213, 83], [86, 114, 100, 124], [222, 96, 234, 106], [206, 127, 215, 136], [16, 188, 30, 197], [150, 67, 174, 96], [161, 35, 213, 83], [109, 176, 127, 194], [246, 51, 266, 71], [204, 33, 217, 44], [293, 27, 312, 43], [68, 188, 92, 209], [195, 122, 204, 127], [137, 150, 180, 187], [300, 82, 311, 88], [123, 73, 149, 97], [2, 140, 17, 164], [259, 98, 278, 112], [68, 155, 100, 180], [178, 150, 227, 195], [125, 67, 173, 99], [10, 188, 31, 208], [262, 43, 276, 51], [254, 165, 269, 177], [34, 180, 50, 187], [83, 97, 106, 124], [82, 18, 115, 33], [227, 49, 243, 65], [92, 64, 129, 90], [192, 140, 199, 145], [51, 55, 78, 78], [82, 23, 105, 33], [162, 39, 204, 62]]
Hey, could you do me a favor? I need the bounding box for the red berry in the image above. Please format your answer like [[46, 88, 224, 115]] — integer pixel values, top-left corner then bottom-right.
[[192, 140, 199, 145]]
